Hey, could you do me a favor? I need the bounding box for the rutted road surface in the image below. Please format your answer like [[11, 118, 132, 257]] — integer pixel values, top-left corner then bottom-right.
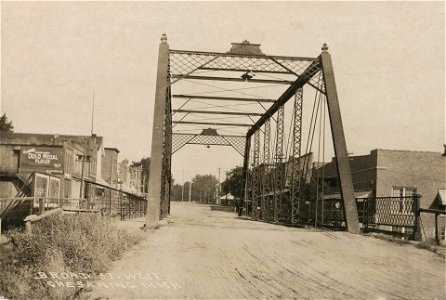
[[84, 202, 445, 299]]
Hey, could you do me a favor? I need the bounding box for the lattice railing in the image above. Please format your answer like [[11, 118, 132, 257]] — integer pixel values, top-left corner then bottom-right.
[[0, 195, 147, 230], [172, 133, 245, 156], [169, 50, 317, 76], [318, 196, 419, 228], [366, 196, 418, 227]]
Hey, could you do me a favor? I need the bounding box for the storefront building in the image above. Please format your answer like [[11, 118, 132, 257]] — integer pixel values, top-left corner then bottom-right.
[[0, 132, 103, 199]]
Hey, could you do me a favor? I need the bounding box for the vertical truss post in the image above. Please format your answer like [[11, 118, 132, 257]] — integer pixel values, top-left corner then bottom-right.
[[291, 89, 303, 223], [319, 44, 360, 234], [274, 106, 285, 222], [161, 80, 173, 218], [146, 34, 169, 228], [245, 170, 251, 213], [251, 130, 260, 219], [242, 136, 251, 215], [262, 119, 271, 220], [264, 120, 271, 163]]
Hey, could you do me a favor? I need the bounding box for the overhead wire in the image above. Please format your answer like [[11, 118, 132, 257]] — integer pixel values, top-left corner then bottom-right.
[[261, 71, 296, 82], [173, 124, 246, 131], [172, 97, 193, 117], [304, 72, 323, 155], [183, 79, 281, 98], [179, 78, 282, 122], [215, 128, 246, 135], [182, 78, 281, 121], [186, 113, 249, 121], [172, 112, 191, 129], [247, 115, 264, 134], [298, 72, 322, 221], [186, 99, 259, 110]]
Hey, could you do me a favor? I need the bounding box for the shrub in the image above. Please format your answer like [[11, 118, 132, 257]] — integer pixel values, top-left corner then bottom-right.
[[0, 213, 144, 300]]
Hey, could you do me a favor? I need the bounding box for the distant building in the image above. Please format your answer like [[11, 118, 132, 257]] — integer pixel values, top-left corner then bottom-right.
[[0, 132, 147, 227], [129, 166, 143, 193], [316, 148, 446, 240], [101, 148, 120, 188], [118, 159, 130, 188]]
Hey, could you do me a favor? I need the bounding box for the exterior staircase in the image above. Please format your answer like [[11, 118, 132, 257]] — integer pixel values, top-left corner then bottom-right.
[[0, 172, 34, 227]]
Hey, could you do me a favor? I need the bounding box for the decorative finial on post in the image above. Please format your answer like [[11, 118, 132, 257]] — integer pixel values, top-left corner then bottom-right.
[[321, 43, 329, 52], [161, 33, 168, 42]]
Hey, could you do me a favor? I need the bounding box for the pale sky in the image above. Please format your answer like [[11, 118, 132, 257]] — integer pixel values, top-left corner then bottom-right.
[[1, 1, 445, 184]]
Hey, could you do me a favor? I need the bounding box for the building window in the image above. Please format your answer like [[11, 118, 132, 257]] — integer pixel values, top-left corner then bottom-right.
[[74, 154, 83, 175], [391, 186, 416, 214], [64, 151, 74, 174], [90, 158, 96, 176], [392, 187, 403, 197], [392, 186, 416, 197]]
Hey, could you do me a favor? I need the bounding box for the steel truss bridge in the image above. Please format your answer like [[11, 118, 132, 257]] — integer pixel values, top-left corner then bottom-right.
[[146, 35, 360, 233]]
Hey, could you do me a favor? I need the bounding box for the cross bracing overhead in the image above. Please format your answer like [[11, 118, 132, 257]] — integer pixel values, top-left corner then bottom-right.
[[146, 35, 359, 235]]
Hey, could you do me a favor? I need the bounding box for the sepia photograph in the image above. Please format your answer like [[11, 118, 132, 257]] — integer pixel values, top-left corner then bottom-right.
[[0, 1, 445, 299]]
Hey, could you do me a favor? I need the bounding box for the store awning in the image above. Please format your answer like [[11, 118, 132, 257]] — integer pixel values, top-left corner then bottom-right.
[[437, 189, 446, 205]]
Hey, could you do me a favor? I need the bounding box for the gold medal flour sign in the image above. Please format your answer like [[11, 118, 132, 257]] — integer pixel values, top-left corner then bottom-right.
[[20, 147, 64, 172]]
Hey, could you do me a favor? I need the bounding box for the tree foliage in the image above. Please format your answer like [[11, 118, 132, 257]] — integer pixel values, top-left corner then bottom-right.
[[0, 113, 14, 132], [191, 174, 219, 203], [221, 166, 244, 199], [170, 184, 184, 201]]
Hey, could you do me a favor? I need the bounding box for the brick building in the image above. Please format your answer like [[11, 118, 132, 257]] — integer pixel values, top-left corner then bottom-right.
[[129, 166, 143, 193], [101, 147, 120, 188], [0, 132, 103, 199], [118, 159, 130, 188], [317, 148, 446, 240]]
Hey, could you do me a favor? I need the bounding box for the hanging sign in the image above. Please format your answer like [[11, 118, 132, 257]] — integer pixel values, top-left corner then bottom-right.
[[20, 147, 64, 172]]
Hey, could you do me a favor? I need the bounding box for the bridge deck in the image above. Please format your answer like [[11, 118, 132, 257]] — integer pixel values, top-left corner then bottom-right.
[[84, 202, 445, 299]]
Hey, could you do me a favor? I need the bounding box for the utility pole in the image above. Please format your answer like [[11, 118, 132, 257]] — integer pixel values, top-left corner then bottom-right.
[[79, 154, 85, 199], [188, 181, 192, 203], [181, 168, 184, 202], [217, 167, 221, 204], [90, 91, 95, 135]]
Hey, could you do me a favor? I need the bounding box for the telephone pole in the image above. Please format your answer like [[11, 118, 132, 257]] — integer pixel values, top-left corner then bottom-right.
[[188, 181, 192, 203], [217, 167, 222, 204], [181, 168, 184, 202]]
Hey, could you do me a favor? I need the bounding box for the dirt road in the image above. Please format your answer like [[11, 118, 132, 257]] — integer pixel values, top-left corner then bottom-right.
[[83, 202, 445, 299]]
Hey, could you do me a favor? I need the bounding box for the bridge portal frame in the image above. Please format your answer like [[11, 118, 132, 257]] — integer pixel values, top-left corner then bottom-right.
[[146, 35, 359, 234]]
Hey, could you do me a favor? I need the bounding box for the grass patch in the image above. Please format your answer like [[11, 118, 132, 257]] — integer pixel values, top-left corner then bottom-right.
[[0, 213, 144, 300]]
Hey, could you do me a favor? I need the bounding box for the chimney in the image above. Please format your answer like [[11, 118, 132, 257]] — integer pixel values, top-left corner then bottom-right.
[[442, 144, 446, 156]]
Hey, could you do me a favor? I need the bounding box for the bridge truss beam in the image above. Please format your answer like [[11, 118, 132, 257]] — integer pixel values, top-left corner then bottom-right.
[[261, 119, 271, 220], [251, 130, 260, 219], [273, 106, 284, 222], [173, 109, 263, 117], [172, 133, 245, 156], [291, 89, 303, 224], [172, 94, 277, 103], [146, 34, 170, 228], [242, 45, 359, 234], [147, 36, 359, 234], [173, 121, 253, 127]]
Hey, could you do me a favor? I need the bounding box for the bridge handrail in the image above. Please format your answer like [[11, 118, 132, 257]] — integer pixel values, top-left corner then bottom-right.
[[418, 208, 446, 215]]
